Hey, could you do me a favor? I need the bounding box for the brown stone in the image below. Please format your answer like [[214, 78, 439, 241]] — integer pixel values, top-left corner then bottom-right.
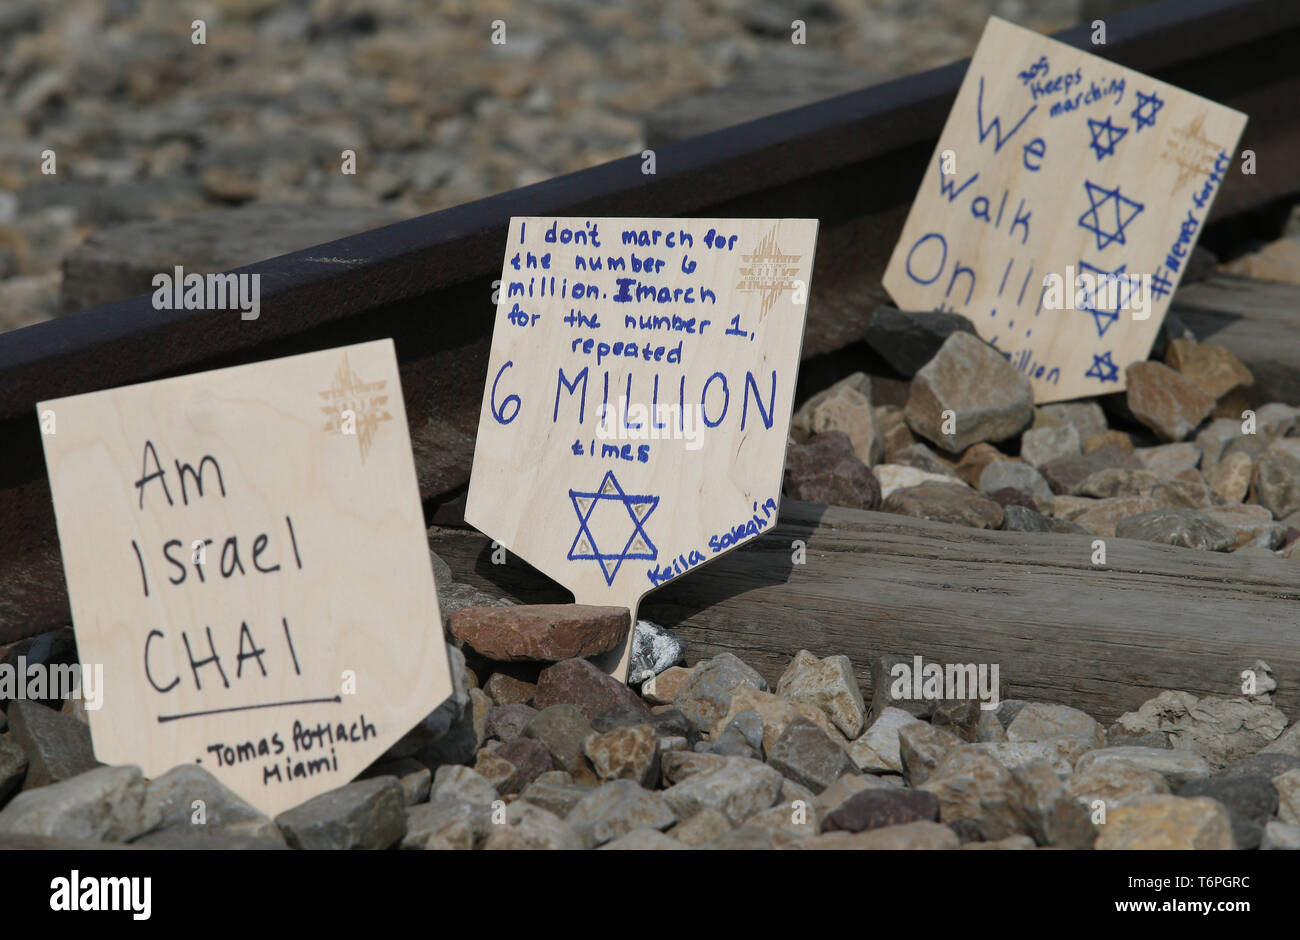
[[990, 487, 1037, 511], [1074, 468, 1163, 499], [1126, 361, 1216, 442], [641, 666, 692, 706], [493, 738, 555, 789], [485, 702, 538, 741], [1072, 496, 1161, 537], [1165, 339, 1253, 399], [449, 604, 630, 662], [473, 749, 520, 794], [1200, 504, 1279, 549], [905, 333, 1034, 453], [523, 705, 600, 785], [1210, 450, 1252, 503], [1212, 386, 1253, 421], [877, 406, 916, 462], [1073, 468, 1218, 509], [584, 724, 660, 787], [1033, 402, 1109, 441], [919, 748, 1027, 841], [783, 431, 881, 509], [1136, 443, 1201, 478], [898, 722, 963, 786], [954, 442, 1013, 487], [1250, 452, 1300, 519], [821, 788, 941, 833], [534, 658, 651, 723], [1096, 795, 1235, 849], [1040, 445, 1143, 494], [790, 374, 882, 465], [1083, 430, 1133, 453], [712, 685, 843, 754], [1049, 495, 1093, 520], [881, 481, 1003, 529], [483, 673, 537, 707], [1153, 478, 1219, 509]]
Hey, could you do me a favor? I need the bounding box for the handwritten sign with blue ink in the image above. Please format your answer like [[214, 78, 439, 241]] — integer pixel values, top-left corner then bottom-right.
[[467, 218, 819, 679], [37, 340, 453, 817], [883, 17, 1247, 403]]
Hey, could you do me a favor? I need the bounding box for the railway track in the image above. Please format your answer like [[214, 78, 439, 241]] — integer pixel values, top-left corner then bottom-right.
[[2, 0, 1299, 649]]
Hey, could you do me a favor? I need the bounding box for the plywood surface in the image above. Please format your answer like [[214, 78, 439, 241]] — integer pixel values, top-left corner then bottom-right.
[[466, 217, 819, 676], [38, 339, 451, 817], [884, 16, 1247, 402]]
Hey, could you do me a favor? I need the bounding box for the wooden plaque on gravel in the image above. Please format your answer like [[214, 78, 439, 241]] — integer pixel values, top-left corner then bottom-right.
[[467, 217, 819, 679], [38, 339, 452, 817], [883, 16, 1247, 403]]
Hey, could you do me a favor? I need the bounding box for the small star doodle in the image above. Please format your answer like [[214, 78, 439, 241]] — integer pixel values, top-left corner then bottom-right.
[[1131, 89, 1165, 132], [1085, 350, 1121, 384], [1086, 115, 1128, 160]]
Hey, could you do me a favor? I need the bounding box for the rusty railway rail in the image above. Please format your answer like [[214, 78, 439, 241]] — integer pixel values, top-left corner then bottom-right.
[[2, 0, 1300, 646]]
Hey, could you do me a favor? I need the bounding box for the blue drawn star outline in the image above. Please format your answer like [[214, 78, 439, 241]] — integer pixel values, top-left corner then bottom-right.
[[1078, 181, 1144, 251], [1085, 350, 1121, 384], [1086, 115, 1128, 160], [1131, 89, 1164, 132], [567, 470, 659, 585], [1077, 260, 1132, 338]]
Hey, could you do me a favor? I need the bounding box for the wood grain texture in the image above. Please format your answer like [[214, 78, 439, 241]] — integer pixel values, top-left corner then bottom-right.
[[37, 340, 451, 817], [883, 16, 1248, 402], [466, 218, 819, 678], [432, 499, 1300, 723]]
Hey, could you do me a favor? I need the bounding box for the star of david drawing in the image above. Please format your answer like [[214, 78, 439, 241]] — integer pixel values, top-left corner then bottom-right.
[[1162, 110, 1224, 195], [567, 470, 660, 585], [1131, 89, 1164, 132], [1076, 261, 1132, 338], [1086, 115, 1128, 160], [1085, 350, 1121, 384], [319, 351, 392, 463], [1078, 181, 1144, 251]]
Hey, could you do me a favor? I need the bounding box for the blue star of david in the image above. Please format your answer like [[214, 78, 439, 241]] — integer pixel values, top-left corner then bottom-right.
[[1086, 115, 1128, 160], [1131, 90, 1164, 132], [1078, 181, 1144, 251], [567, 470, 659, 585], [1076, 261, 1132, 338], [1085, 350, 1121, 384]]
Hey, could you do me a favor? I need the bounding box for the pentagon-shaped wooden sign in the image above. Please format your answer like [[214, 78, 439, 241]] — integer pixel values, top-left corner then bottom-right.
[[467, 217, 819, 677], [38, 339, 452, 817]]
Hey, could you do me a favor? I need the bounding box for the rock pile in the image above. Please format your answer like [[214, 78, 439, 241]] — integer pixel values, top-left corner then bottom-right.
[[785, 320, 1300, 557], [3, 605, 1297, 850], [0, 0, 1081, 330]]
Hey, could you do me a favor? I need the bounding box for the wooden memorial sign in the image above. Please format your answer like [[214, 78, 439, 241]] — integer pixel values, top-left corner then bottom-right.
[[883, 17, 1247, 403], [467, 217, 819, 678], [38, 339, 452, 817]]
